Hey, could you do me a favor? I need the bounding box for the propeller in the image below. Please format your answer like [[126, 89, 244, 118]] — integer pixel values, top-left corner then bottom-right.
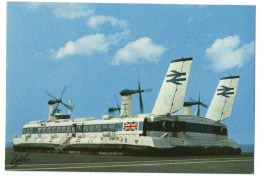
[[108, 95, 121, 115], [138, 80, 152, 113], [46, 86, 73, 116], [138, 80, 143, 113], [119, 80, 152, 114], [189, 91, 207, 116]]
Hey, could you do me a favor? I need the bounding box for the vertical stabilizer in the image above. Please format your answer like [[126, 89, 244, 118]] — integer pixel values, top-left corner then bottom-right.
[[152, 58, 193, 115], [205, 76, 239, 121], [120, 95, 133, 117]]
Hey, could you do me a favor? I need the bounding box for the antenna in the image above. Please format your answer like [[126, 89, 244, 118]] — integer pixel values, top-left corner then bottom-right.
[[68, 100, 72, 115]]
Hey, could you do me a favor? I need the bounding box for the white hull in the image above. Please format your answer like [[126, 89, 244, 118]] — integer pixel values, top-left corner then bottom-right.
[[13, 115, 241, 156]]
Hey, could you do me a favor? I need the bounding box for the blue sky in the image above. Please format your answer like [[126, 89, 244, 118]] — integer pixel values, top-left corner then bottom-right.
[[6, 2, 255, 144]]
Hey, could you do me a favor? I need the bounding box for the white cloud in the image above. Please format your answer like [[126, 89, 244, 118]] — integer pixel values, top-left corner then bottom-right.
[[54, 14, 130, 60], [87, 15, 128, 31], [39, 3, 163, 66], [25, 3, 95, 19], [55, 34, 110, 59], [205, 35, 254, 72], [112, 37, 166, 65], [54, 32, 128, 59], [54, 4, 95, 19]]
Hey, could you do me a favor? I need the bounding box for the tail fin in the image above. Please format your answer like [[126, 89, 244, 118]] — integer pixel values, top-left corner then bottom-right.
[[152, 58, 193, 115], [205, 76, 239, 121]]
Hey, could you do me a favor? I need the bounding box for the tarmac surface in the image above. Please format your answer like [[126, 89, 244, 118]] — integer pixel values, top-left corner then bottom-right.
[[5, 148, 254, 173]]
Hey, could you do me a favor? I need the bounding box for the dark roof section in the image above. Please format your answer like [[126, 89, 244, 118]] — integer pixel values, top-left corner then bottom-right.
[[171, 57, 193, 63], [220, 76, 240, 80]]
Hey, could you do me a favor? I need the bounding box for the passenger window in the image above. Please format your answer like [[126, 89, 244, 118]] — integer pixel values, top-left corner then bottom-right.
[[89, 125, 95, 132], [57, 127, 62, 133], [22, 128, 26, 134], [38, 127, 43, 134], [33, 128, 38, 134], [42, 127, 47, 133], [162, 121, 166, 129], [171, 122, 175, 129], [62, 126, 67, 133], [29, 128, 33, 134], [101, 124, 108, 131], [138, 122, 144, 131], [67, 126, 72, 133], [116, 123, 123, 131], [76, 125, 81, 132], [83, 125, 89, 132], [108, 124, 114, 131], [52, 127, 57, 133], [47, 127, 52, 133], [95, 125, 101, 132], [26, 128, 30, 134]]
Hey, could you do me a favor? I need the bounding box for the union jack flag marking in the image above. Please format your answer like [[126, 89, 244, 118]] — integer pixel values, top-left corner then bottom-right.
[[123, 122, 138, 131]]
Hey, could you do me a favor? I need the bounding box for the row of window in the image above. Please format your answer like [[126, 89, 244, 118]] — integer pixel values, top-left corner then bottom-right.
[[22, 120, 226, 136], [144, 120, 228, 135], [22, 123, 120, 134]]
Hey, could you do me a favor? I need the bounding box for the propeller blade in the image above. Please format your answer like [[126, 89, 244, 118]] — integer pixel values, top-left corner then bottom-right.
[[113, 95, 120, 114], [194, 107, 198, 116], [46, 91, 58, 100], [117, 105, 121, 114], [188, 92, 207, 116], [138, 80, 143, 113], [201, 103, 208, 108], [197, 104, 200, 116], [144, 88, 152, 92], [139, 92, 143, 113], [196, 91, 201, 116], [189, 97, 196, 102], [61, 102, 73, 111], [114, 95, 120, 110], [60, 86, 67, 99]]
